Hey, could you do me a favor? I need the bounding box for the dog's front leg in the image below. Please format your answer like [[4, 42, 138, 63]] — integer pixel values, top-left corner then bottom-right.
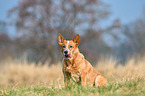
[[64, 71, 71, 86], [81, 72, 87, 86]]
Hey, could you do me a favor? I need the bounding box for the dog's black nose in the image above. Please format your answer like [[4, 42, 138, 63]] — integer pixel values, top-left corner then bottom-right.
[[64, 50, 68, 54]]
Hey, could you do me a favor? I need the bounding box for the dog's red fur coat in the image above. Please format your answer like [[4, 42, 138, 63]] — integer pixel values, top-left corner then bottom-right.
[[58, 34, 107, 87]]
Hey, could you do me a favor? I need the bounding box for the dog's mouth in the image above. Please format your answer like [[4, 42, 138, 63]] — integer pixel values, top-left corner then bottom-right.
[[64, 53, 71, 58]]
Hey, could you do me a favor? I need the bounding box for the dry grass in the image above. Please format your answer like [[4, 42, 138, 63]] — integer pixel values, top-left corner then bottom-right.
[[0, 56, 145, 88], [0, 60, 63, 88], [96, 56, 145, 81]]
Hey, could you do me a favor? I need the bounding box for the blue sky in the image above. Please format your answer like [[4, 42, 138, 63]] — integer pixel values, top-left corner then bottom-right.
[[0, 0, 18, 37], [102, 0, 145, 27], [0, 0, 145, 37]]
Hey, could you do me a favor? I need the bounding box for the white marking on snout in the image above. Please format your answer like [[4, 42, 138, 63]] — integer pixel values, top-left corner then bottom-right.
[[63, 41, 70, 56], [65, 41, 70, 52], [66, 41, 70, 50]]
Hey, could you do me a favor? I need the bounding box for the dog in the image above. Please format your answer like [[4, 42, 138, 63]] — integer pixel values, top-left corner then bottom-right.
[[58, 34, 107, 87]]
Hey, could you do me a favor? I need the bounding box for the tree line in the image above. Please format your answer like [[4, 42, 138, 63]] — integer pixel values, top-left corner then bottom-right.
[[0, 0, 145, 65]]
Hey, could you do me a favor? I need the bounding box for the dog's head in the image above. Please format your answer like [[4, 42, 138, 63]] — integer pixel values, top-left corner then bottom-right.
[[58, 34, 79, 59]]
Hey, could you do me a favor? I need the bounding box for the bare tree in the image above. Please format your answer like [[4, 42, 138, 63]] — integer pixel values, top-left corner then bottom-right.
[[9, 0, 111, 64]]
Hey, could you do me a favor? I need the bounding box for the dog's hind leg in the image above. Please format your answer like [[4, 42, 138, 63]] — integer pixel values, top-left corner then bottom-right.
[[95, 75, 108, 87]]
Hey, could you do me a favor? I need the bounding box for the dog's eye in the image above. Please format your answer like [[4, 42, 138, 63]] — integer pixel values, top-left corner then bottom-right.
[[62, 46, 65, 48], [70, 46, 73, 48]]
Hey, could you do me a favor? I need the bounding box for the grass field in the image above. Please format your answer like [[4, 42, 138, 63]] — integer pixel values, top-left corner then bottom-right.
[[1, 79, 145, 96], [0, 56, 145, 96]]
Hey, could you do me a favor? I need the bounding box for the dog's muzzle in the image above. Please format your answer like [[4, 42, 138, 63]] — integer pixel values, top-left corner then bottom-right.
[[64, 50, 71, 58]]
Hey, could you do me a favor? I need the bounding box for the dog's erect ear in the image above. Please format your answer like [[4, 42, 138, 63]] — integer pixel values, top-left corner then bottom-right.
[[72, 34, 79, 46], [58, 33, 65, 45]]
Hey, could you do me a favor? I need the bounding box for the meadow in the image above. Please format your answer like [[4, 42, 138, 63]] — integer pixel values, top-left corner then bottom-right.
[[0, 56, 145, 96]]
